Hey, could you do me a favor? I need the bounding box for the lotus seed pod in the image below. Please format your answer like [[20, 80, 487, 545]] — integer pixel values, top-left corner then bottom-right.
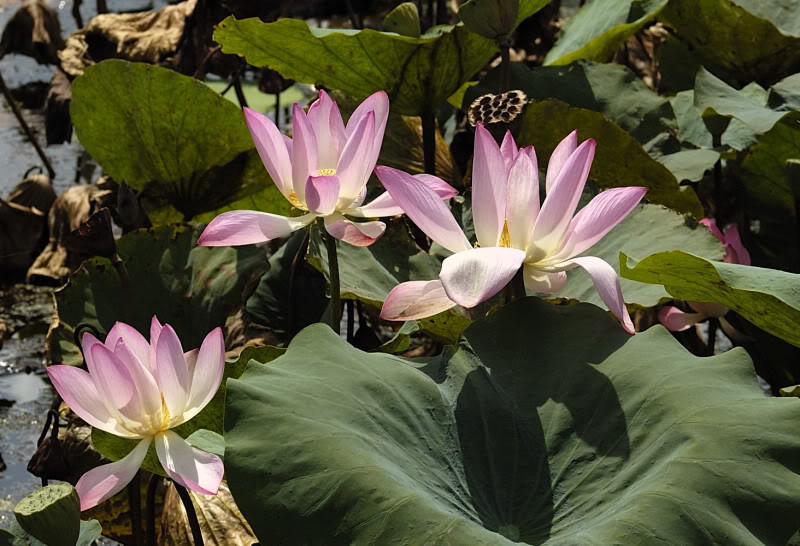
[[14, 483, 81, 546], [384, 2, 421, 38], [467, 89, 528, 141], [458, 0, 519, 40]]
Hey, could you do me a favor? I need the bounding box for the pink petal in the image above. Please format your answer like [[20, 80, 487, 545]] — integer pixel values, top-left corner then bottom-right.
[[324, 214, 386, 247], [291, 104, 318, 202], [306, 90, 347, 168], [658, 306, 707, 332], [723, 224, 751, 265], [349, 174, 458, 218], [560, 255, 634, 334], [380, 279, 457, 321], [304, 175, 341, 215], [532, 139, 596, 255], [522, 265, 566, 294], [105, 322, 150, 370], [185, 348, 199, 378], [76, 437, 152, 510], [89, 344, 143, 426], [336, 111, 375, 203], [505, 148, 539, 250], [439, 247, 526, 308], [553, 187, 648, 261], [149, 316, 164, 375], [699, 218, 724, 243], [500, 130, 519, 169], [184, 328, 225, 420], [197, 210, 316, 246], [113, 339, 162, 418], [47, 365, 137, 438], [243, 107, 293, 197], [375, 166, 472, 253], [346, 90, 389, 166], [546, 130, 578, 193], [472, 123, 507, 247], [156, 324, 191, 420], [155, 431, 224, 496]]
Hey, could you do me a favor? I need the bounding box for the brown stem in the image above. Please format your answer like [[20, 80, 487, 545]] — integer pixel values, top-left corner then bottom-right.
[[146, 474, 160, 546], [128, 471, 143, 546], [174, 482, 204, 546]]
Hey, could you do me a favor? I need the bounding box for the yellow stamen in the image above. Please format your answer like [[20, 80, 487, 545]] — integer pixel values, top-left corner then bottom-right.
[[287, 190, 307, 210], [498, 221, 511, 247], [317, 168, 337, 176], [159, 393, 171, 431]]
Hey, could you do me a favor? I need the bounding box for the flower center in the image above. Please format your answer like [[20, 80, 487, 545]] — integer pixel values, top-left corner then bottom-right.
[[158, 392, 171, 432], [287, 190, 307, 210], [498, 222, 511, 248], [317, 168, 336, 176]]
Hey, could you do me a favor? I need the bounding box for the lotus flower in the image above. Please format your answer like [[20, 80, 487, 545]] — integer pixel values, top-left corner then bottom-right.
[[375, 125, 647, 333], [198, 90, 456, 248], [47, 317, 225, 510], [658, 219, 750, 334]]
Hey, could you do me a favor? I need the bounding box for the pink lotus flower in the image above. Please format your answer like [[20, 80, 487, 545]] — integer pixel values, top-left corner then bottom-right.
[[197, 90, 456, 247], [658, 219, 750, 334], [375, 125, 647, 334], [47, 317, 225, 510]]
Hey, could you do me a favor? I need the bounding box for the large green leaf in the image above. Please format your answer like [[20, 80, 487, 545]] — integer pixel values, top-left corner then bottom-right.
[[71, 60, 275, 221], [212, 7, 540, 117], [621, 250, 800, 348], [670, 88, 759, 152], [551, 204, 723, 308], [544, 0, 667, 66], [48, 224, 265, 366], [306, 220, 471, 344], [462, 61, 677, 147], [517, 99, 703, 217], [225, 297, 800, 544], [660, 0, 800, 84]]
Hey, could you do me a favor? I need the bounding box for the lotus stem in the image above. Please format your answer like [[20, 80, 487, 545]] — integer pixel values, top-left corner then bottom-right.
[[324, 228, 341, 335], [146, 474, 160, 546], [346, 300, 355, 343], [128, 471, 143, 546], [288, 229, 311, 337], [707, 318, 719, 356], [174, 482, 204, 546], [499, 36, 511, 92], [511, 267, 525, 300], [421, 110, 436, 175]]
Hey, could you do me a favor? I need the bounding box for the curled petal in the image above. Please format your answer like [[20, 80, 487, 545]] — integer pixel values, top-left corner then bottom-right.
[[291, 104, 318, 202], [336, 111, 376, 203], [553, 186, 648, 261], [505, 149, 539, 250], [472, 123, 506, 247], [306, 90, 347, 168], [324, 214, 385, 246], [113, 339, 162, 418], [380, 280, 457, 321], [348, 174, 458, 218], [47, 365, 138, 438], [546, 130, 578, 193], [658, 306, 707, 332], [558, 255, 634, 334], [346, 90, 389, 164], [522, 265, 566, 294], [243, 107, 293, 197], [532, 139, 596, 255], [149, 316, 164, 375], [155, 430, 224, 496], [375, 166, 471, 253], [156, 324, 191, 421], [304, 175, 341, 215], [76, 437, 152, 510], [440, 247, 526, 308], [106, 322, 150, 370], [197, 211, 316, 246], [723, 224, 751, 265], [184, 328, 225, 422], [499, 130, 518, 169], [699, 218, 724, 243], [89, 344, 143, 427]]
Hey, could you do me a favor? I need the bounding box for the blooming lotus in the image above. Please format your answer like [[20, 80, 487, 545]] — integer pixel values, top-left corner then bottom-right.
[[198, 90, 455, 248], [375, 125, 647, 333], [47, 317, 224, 510], [658, 219, 750, 334]]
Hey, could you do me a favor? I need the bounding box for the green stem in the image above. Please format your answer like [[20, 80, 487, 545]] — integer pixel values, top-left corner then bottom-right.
[[421, 110, 436, 175], [325, 229, 341, 334], [146, 474, 160, 546], [128, 471, 143, 546], [499, 37, 511, 92], [707, 318, 719, 356]]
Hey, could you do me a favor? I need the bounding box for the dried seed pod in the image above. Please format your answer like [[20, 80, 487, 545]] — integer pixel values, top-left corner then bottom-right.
[[467, 89, 528, 141]]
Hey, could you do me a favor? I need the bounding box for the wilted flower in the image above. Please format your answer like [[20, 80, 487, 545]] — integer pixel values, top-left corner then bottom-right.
[[198, 90, 455, 248], [47, 317, 225, 510], [376, 125, 647, 333], [658, 219, 750, 334]]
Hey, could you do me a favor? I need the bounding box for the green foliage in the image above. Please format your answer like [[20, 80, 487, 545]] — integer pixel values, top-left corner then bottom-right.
[[458, 0, 519, 40], [621, 250, 800, 348], [517, 99, 703, 217], [552, 205, 723, 308], [213, 1, 552, 117], [383, 2, 421, 37], [71, 60, 279, 222], [225, 298, 800, 544], [544, 0, 667, 66], [2, 519, 101, 546]]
